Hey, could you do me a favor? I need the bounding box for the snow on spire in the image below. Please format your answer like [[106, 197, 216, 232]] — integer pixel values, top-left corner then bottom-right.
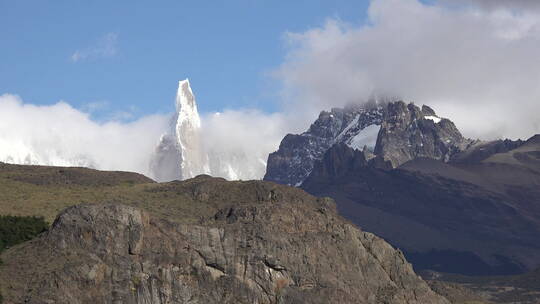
[[174, 79, 209, 179]]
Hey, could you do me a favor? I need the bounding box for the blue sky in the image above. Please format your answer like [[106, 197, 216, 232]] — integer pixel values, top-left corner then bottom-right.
[[0, 0, 369, 120]]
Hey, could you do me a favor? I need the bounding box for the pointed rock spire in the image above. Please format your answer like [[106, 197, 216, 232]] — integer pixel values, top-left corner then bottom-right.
[[150, 79, 209, 181], [174, 79, 209, 179]]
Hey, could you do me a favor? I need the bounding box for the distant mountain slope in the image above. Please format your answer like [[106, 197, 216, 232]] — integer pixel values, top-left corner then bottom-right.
[[424, 267, 540, 304], [301, 135, 540, 276]]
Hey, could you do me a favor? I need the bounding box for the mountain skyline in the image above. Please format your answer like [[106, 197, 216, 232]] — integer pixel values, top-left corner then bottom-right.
[[2, 0, 540, 179], [0, 78, 538, 181]]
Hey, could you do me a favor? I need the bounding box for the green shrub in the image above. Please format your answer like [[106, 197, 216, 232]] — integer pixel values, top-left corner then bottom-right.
[[0, 215, 48, 252], [0, 215, 47, 304]]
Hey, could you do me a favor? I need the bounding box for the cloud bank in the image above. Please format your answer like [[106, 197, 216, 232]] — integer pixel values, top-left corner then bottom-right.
[[201, 110, 290, 180], [0, 94, 169, 176], [276, 0, 540, 139], [0, 94, 291, 181]]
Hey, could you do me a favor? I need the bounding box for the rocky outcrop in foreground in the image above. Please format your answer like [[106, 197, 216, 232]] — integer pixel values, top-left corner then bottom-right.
[[0, 177, 448, 304]]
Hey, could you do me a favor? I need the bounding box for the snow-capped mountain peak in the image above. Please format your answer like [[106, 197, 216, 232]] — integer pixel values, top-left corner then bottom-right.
[[176, 79, 201, 129], [149, 79, 274, 182], [150, 79, 210, 181]]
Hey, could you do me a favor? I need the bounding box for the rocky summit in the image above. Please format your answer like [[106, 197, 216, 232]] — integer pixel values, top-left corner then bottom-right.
[[0, 176, 448, 304], [374, 102, 471, 168], [264, 102, 385, 186], [264, 100, 472, 186]]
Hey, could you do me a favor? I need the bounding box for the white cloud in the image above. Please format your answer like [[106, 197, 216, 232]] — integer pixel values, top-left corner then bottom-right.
[[275, 0, 540, 140], [0, 94, 169, 176], [201, 110, 291, 180], [71, 32, 118, 62], [0, 94, 293, 181]]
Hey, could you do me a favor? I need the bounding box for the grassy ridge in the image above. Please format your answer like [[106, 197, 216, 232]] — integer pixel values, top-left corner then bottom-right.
[[0, 162, 155, 223], [0, 162, 265, 225]]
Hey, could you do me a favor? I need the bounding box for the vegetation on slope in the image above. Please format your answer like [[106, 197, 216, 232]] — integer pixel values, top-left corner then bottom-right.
[[0, 215, 48, 252], [0, 162, 302, 226], [0, 215, 48, 303]]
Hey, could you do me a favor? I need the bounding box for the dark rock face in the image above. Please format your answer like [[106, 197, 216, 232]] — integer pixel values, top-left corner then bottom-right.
[[264, 100, 471, 186], [301, 136, 540, 275], [308, 143, 368, 179], [264, 103, 384, 186], [374, 102, 472, 167], [0, 181, 449, 304]]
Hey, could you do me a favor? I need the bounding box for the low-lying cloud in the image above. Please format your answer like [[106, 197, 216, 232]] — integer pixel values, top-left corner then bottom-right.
[[276, 0, 540, 139], [0, 94, 293, 181], [0, 94, 169, 176], [201, 110, 291, 180]]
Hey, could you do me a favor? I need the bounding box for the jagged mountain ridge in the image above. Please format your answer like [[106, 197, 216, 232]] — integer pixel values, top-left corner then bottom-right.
[[264, 100, 472, 186], [264, 102, 384, 186], [374, 102, 472, 167]]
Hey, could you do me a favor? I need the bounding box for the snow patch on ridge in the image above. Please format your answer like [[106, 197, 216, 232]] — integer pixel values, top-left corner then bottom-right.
[[336, 114, 360, 140], [347, 124, 381, 151], [424, 115, 442, 123]]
